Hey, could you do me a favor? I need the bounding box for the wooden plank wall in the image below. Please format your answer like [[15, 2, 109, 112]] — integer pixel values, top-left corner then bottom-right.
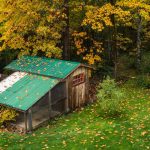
[[67, 67, 90, 110]]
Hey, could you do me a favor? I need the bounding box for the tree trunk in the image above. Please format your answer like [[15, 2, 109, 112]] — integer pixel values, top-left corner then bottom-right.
[[136, 16, 142, 71], [62, 0, 70, 60], [110, 0, 117, 79]]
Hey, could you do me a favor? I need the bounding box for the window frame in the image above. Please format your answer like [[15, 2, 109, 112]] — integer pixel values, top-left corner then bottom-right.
[[72, 73, 85, 86]]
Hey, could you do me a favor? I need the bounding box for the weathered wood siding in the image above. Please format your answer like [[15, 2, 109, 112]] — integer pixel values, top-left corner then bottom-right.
[[66, 66, 90, 110]]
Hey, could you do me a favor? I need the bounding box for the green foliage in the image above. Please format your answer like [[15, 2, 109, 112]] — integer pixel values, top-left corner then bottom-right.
[[96, 76, 124, 117], [135, 75, 150, 89], [119, 54, 136, 69], [0, 106, 18, 127], [141, 52, 150, 73]]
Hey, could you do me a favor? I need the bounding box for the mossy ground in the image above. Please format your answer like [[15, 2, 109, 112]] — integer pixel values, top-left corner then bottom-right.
[[0, 80, 150, 150]]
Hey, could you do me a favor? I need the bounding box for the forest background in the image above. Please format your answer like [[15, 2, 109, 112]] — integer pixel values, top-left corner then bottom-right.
[[0, 0, 150, 78]]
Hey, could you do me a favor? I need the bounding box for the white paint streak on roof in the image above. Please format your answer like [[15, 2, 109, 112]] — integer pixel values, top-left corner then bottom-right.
[[0, 72, 27, 93]]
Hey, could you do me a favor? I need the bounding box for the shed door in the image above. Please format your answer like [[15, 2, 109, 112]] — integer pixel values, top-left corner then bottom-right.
[[71, 72, 86, 109], [72, 83, 86, 108]]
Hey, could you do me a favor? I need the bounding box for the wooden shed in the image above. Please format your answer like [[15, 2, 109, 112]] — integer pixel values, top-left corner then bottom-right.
[[0, 56, 91, 133]]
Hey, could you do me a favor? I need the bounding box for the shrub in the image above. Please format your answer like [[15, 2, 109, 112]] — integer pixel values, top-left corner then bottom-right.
[[135, 75, 150, 89], [96, 76, 124, 117], [0, 106, 18, 127], [141, 52, 150, 74]]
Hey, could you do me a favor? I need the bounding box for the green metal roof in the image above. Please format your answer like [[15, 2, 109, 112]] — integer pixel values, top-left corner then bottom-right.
[[5, 56, 80, 79], [0, 74, 58, 111]]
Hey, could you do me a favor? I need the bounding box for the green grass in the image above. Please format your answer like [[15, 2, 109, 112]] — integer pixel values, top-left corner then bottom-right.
[[0, 81, 150, 150]]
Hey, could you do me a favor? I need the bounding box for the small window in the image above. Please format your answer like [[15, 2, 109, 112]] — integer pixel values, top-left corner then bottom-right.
[[72, 73, 85, 86]]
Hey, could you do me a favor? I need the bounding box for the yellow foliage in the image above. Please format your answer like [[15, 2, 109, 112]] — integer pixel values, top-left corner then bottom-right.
[[83, 3, 131, 32], [73, 31, 103, 65], [117, 0, 150, 22], [0, 106, 18, 126], [0, 0, 65, 58], [83, 0, 150, 32], [83, 54, 101, 65], [81, 0, 150, 62]]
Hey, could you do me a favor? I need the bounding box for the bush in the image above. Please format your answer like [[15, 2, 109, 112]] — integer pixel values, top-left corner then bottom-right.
[[96, 76, 124, 117], [0, 106, 18, 127], [141, 52, 150, 74], [136, 75, 150, 89]]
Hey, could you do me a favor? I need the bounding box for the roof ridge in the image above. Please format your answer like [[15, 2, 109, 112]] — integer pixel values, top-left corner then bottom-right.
[[5, 56, 81, 79]]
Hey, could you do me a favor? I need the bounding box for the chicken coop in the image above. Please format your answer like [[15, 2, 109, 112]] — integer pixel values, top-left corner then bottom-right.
[[0, 56, 92, 133]]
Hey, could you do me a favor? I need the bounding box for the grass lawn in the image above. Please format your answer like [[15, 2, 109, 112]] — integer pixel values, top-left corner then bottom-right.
[[0, 81, 150, 150]]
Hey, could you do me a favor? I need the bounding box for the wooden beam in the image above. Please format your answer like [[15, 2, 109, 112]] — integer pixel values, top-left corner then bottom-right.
[[85, 69, 90, 103], [48, 91, 52, 119], [28, 109, 32, 133], [65, 80, 69, 113], [24, 112, 27, 133]]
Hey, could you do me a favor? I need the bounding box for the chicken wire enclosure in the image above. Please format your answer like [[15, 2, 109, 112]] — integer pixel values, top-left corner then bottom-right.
[[31, 93, 50, 129], [11, 93, 50, 132], [12, 82, 67, 132], [31, 82, 67, 130], [51, 82, 67, 114], [11, 111, 27, 132]]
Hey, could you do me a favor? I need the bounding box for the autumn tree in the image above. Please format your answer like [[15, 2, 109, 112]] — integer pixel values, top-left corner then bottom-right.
[[118, 0, 150, 71], [62, 0, 70, 60], [80, 0, 150, 74], [82, 2, 130, 76], [0, 0, 65, 58], [0, 0, 150, 75], [70, 1, 104, 65]]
